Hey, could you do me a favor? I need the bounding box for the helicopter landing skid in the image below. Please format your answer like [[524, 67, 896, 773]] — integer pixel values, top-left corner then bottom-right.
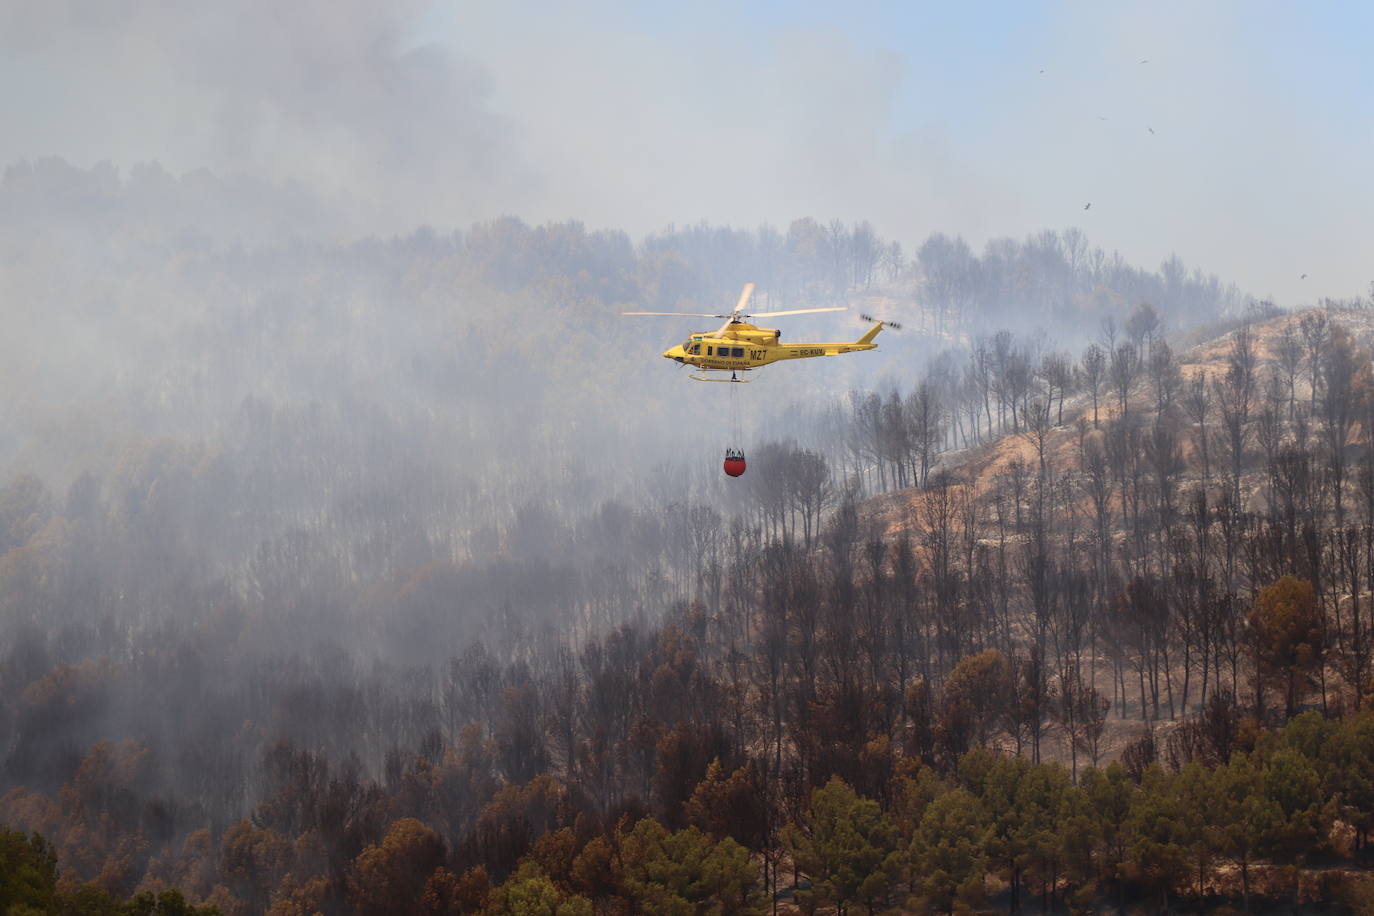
[[689, 371, 750, 383]]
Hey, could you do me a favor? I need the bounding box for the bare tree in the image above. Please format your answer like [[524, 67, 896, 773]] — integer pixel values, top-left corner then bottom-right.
[[1184, 370, 1212, 483], [969, 342, 994, 443], [1020, 396, 1054, 484], [1083, 436, 1114, 589], [1079, 343, 1107, 429], [1321, 324, 1367, 527], [906, 380, 943, 488], [826, 218, 851, 297], [849, 221, 880, 289], [789, 447, 834, 549], [1275, 321, 1304, 422], [1300, 311, 1330, 416], [881, 240, 905, 283], [1214, 326, 1257, 509], [1056, 669, 1111, 779], [1145, 420, 1185, 528], [1040, 351, 1074, 425], [1147, 339, 1181, 420], [1126, 301, 1162, 350], [1109, 343, 1141, 422]]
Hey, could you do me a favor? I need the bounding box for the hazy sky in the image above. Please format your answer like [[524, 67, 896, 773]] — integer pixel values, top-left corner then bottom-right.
[[3, 0, 1369, 305]]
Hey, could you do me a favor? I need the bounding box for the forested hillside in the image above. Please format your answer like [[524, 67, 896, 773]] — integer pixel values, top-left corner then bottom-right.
[[8, 160, 1374, 913]]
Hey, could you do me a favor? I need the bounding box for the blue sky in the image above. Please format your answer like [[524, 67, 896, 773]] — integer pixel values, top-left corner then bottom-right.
[[4, 0, 1371, 305], [424, 0, 1374, 303]]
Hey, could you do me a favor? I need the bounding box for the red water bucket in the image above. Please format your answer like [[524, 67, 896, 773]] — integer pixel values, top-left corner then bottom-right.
[[724, 449, 746, 477]]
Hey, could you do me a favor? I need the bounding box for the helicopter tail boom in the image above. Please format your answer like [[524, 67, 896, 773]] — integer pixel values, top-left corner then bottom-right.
[[778, 321, 885, 356], [855, 321, 884, 346]]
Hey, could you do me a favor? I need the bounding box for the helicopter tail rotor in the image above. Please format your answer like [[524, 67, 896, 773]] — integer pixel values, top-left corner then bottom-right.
[[859, 313, 904, 330]]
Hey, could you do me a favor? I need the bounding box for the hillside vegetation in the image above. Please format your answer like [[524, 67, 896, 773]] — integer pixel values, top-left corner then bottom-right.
[[8, 164, 1374, 912]]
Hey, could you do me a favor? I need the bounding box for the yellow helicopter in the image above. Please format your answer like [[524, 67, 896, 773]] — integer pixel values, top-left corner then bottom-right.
[[624, 283, 897, 381]]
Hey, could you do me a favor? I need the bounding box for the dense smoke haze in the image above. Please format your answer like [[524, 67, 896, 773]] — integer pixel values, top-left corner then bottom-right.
[[4, 3, 1374, 914], [4, 2, 1371, 301]]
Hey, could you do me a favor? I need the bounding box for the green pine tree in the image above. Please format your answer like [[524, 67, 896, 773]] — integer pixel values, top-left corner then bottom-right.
[[783, 777, 901, 915], [907, 787, 991, 914]]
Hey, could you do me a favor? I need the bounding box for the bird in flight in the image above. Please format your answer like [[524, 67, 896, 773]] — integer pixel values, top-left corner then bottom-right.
[[1140, 59, 1150, 64], [1147, 126, 1155, 134], [1097, 116, 1109, 121], [1084, 202, 1092, 211], [1301, 273, 1308, 279]]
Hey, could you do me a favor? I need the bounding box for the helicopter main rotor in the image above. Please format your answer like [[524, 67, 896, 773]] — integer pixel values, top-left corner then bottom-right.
[[623, 282, 846, 337]]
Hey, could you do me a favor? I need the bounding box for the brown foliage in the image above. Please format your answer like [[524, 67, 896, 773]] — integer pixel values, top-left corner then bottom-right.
[[220, 820, 293, 913], [469, 774, 570, 879], [569, 835, 617, 902], [1250, 575, 1323, 717], [524, 827, 580, 892], [1120, 728, 1158, 782], [265, 874, 329, 916], [418, 864, 491, 915], [683, 759, 768, 850], [347, 817, 447, 916], [652, 721, 733, 829]]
